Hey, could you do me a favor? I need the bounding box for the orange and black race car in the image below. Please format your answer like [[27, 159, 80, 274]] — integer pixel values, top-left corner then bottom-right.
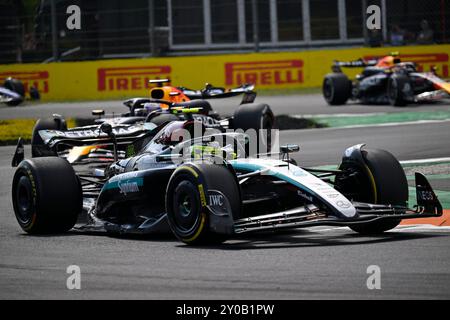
[[323, 53, 450, 106], [29, 80, 274, 163]]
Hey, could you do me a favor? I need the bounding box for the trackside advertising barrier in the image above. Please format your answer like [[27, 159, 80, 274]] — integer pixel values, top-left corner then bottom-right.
[[0, 44, 449, 101]]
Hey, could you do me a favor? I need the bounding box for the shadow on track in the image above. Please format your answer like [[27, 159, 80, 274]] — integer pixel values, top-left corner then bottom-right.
[[179, 229, 448, 250]]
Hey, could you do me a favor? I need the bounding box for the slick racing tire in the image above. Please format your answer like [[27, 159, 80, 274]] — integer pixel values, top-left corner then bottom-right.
[[4, 97, 23, 107], [11, 157, 81, 234], [387, 74, 410, 106], [323, 73, 352, 105], [232, 103, 274, 154], [166, 163, 240, 245], [31, 118, 67, 157], [336, 148, 408, 234]]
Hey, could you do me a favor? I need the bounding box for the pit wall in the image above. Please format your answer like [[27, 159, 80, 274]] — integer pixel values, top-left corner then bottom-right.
[[0, 44, 449, 101]]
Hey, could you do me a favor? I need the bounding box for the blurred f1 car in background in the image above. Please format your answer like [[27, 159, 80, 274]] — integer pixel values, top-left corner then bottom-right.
[[29, 80, 274, 160], [10, 118, 443, 245], [121, 79, 263, 125], [323, 53, 450, 106], [0, 77, 40, 106]]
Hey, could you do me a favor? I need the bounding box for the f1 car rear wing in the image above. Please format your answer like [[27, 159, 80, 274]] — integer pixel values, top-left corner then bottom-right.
[[331, 59, 377, 72], [40, 122, 158, 149], [176, 83, 256, 101], [11, 122, 162, 167]]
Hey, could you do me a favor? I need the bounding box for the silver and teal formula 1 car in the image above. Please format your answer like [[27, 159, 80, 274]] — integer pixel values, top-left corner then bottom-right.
[[11, 119, 442, 244]]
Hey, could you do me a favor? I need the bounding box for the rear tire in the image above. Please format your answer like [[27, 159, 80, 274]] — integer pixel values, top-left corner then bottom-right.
[[323, 73, 352, 105], [336, 148, 408, 234], [31, 118, 67, 157], [166, 163, 240, 245], [232, 103, 274, 154], [11, 157, 81, 234]]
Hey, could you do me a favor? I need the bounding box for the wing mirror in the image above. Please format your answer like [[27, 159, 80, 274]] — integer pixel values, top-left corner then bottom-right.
[[99, 122, 118, 162], [100, 122, 113, 135], [92, 109, 105, 117], [280, 144, 300, 153]]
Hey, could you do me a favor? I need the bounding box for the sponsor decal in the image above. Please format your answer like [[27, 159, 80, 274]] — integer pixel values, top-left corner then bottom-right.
[[336, 200, 352, 209], [364, 53, 449, 77], [97, 65, 171, 91], [210, 194, 224, 206], [297, 190, 313, 202], [118, 179, 141, 195], [109, 171, 140, 183], [44, 124, 147, 139], [418, 190, 435, 201], [0, 71, 49, 94], [289, 166, 308, 177], [198, 184, 207, 207], [326, 193, 340, 199], [225, 60, 303, 86], [208, 190, 231, 216]]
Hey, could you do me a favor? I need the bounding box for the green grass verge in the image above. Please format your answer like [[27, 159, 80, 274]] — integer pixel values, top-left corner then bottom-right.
[[258, 87, 321, 96], [0, 118, 77, 146], [312, 109, 450, 128], [0, 115, 323, 146]]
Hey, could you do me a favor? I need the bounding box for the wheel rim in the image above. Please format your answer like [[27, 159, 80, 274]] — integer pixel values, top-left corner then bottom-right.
[[179, 195, 192, 217], [323, 79, 334, 100], [388, 78, 398, 102], [173, 181, 200, 234], [15, 175, 34, 224]]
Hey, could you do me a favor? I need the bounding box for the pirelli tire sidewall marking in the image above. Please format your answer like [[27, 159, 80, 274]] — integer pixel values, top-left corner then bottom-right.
[[13, 162, 39, 230], [169, 164, 210, 242]]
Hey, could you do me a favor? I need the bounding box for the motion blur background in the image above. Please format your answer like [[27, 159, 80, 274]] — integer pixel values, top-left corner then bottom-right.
[[1, 0, 449, 64]]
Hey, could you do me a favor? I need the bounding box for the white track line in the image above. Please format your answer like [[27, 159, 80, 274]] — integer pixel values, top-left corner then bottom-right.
[[400, 157, 450, 165], [294, 112, 387, 118], [283, 118, 450, 132], [311, 225, 450, 233], [325, 119, 450, 130]]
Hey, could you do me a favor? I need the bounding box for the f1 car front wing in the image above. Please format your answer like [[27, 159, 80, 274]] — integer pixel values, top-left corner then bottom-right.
[[234, 173, 442, 234]]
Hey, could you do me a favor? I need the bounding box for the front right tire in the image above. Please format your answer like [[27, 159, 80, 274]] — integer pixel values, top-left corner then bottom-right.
[[12, 157, 82, 234], [166, 163, 240, 245]]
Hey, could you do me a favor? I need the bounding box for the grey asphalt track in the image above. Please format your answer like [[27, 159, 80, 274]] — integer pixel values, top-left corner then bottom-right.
[[1, 94, 450, 120], [1, 116, 450, 299]]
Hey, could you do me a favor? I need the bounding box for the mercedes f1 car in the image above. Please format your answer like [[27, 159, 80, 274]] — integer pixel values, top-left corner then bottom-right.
[[30, 80, 274, 159], [11, 118, 442, 245], [323, 54, 450, 106]]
